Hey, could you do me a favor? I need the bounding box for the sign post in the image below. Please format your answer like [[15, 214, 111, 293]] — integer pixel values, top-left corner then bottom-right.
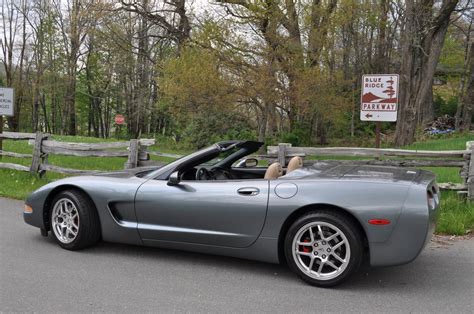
[[360, 74, 399, 148], [0, 87, 15, 160]]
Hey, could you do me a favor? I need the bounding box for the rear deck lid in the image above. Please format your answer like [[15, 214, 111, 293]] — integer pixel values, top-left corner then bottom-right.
[[340, 165, 420, 184]]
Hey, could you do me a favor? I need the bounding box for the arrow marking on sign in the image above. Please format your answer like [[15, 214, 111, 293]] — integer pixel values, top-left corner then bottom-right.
[[365, 113, 373, 119]]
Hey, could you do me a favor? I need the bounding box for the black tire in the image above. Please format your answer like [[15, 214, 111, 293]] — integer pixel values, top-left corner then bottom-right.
[[49, 190, 101, 250], [284, 210, 363, 287]]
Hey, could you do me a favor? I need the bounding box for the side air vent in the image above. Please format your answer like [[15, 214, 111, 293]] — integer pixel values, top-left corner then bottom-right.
[[108, 203, 124, 222]]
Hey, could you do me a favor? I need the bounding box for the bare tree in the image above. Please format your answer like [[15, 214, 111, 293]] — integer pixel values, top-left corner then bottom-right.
[[455, 9, 473, 131], [1, 0, 28, 130], [457, 41, 473, 131], [120, 0, 190, 53], [395, 0, 459, 146], [54, 0, 93, 135]]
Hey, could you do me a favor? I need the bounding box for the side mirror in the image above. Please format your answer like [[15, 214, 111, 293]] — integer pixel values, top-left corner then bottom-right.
[[167, 171, 180, 186], [244, 158, 258, 167]]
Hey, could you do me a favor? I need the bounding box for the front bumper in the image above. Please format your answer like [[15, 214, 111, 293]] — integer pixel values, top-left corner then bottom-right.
[[23, 197, 47, 230]]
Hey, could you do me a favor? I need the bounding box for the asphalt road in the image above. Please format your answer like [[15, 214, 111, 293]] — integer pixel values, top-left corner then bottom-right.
[[1, 197, 473, 313]]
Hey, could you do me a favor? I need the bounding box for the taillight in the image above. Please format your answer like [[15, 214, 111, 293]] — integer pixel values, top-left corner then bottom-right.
[[368, 219, 391, 225], [432, 186, 439, 205], [427, 190, 435, 209]]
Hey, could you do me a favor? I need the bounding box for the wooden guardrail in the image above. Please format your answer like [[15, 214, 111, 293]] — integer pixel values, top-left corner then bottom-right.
[[0, 132, 156, 175], [1, 132, 472, 198], [268, 142, 474, 199]]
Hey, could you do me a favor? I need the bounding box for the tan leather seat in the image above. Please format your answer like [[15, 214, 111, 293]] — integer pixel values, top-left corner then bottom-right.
[[264, 162, 283, 180], [287, 156, 303, 174]]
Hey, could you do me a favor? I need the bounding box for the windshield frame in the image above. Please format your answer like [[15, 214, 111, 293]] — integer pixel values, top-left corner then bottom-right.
[[143, 140, 264, 181], [143, 144, 220, 180]]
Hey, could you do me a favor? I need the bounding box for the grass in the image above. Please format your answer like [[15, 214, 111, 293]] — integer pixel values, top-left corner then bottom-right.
[[1, 133, 473, 235], [437, 191, 474, 235], [0, 171, 65, 200], [405, 134, 472, 185], [404, 133, 472, 150], [0, 135, 187, 199], [407, 133, 474, 235]]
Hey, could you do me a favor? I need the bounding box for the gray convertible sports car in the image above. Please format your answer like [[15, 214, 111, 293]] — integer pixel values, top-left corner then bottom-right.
[[24, 140, 439, 287]]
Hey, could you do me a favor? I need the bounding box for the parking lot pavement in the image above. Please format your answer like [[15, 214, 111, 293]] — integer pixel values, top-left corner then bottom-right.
[[1, 197, 473, 313]]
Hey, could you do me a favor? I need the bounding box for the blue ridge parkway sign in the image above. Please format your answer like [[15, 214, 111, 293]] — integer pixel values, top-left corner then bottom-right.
[[360, 74, 399, 122]]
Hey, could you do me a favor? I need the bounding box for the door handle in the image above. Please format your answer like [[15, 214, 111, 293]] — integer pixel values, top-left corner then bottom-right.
[[237, 187, 260, 196]]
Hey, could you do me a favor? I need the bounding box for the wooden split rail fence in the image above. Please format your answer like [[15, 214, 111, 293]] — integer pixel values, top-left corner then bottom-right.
[[267, 141, 474, 200], [0, 132, 156, 175], [1, 131, 473, 199]]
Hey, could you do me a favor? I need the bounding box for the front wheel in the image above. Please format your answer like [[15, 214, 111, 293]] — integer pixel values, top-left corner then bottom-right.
[[284, 211, 363, 287], [50, 190, 101, 250]]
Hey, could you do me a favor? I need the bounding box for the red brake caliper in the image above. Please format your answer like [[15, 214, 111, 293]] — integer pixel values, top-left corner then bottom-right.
[[300, 238, 311, 253]]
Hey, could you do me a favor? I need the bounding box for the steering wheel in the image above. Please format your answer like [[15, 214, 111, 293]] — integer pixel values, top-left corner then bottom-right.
[[195, 167, 212, 180], [211, 166, 233, 180]]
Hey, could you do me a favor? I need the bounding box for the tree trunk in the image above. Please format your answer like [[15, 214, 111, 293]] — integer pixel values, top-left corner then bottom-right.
[[455, 19, 472, 130], [257, 104, 267, 143], [395, 0, 459, 146], [131, 0, 151, 138], [65, 73, 77, 135], [459, 42, 474, 131]]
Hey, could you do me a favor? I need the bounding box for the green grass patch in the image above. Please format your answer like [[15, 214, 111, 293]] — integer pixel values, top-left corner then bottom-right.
[[404, 133, 473, 151], [0, 135, 190, 200], [0, 170, 65, 200], [437, 191, 474, 235], [408, 133, 473, 185]]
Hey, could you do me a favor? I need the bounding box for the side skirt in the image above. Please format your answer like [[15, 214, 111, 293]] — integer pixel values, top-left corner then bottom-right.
[[141, 236, 280, 264]]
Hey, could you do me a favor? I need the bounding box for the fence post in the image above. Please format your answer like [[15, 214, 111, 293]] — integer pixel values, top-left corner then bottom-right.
[[125, 139, 139, 169], [278, 143, 291, 166], [30, 132, 45, 174], [467, 141, 474, 200]]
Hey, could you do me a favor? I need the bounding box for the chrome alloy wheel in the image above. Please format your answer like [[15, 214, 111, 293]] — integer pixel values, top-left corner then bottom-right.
[[292, 221, 351, 280], [51, 198, 80, 244]]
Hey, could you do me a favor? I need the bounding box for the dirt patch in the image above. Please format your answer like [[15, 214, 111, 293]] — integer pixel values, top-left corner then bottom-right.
[[429, 234, 473, 249]]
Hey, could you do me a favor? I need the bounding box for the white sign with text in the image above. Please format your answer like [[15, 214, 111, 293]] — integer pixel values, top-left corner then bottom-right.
[[360, 74, 399, 122], [0, 87, 14, 116]]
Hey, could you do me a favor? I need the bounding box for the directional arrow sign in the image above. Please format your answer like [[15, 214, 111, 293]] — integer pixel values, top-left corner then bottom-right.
[[360, 74, 398, 122]]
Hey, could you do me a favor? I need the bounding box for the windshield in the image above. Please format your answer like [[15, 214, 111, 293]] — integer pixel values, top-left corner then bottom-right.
[[143, 140, 262, 180], [201, 147, 240, 166], [143, 144, 220, 179]]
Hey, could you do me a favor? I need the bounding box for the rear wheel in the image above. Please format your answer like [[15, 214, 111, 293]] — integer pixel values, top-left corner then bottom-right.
[[50, 190, 101, 250], [284, 211, 363, 287]]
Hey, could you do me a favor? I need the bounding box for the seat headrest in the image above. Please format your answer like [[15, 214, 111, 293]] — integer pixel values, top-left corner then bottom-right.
[[287, 156, 303, 173], [264, 162, 283, 180]]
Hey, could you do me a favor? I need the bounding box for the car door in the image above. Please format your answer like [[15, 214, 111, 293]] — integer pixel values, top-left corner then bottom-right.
[[134, 179, 269, 248]]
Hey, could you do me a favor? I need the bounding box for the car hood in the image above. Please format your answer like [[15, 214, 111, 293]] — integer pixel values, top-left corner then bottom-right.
[[94, 166, 163, 178]]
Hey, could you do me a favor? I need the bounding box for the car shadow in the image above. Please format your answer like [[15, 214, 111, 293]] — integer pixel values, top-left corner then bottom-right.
[[32, 233, 456, 290], [36, 233, 296, 279]]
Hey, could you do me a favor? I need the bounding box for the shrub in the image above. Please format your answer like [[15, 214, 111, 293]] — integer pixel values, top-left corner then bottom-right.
[[182, 111, 256, 148]]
